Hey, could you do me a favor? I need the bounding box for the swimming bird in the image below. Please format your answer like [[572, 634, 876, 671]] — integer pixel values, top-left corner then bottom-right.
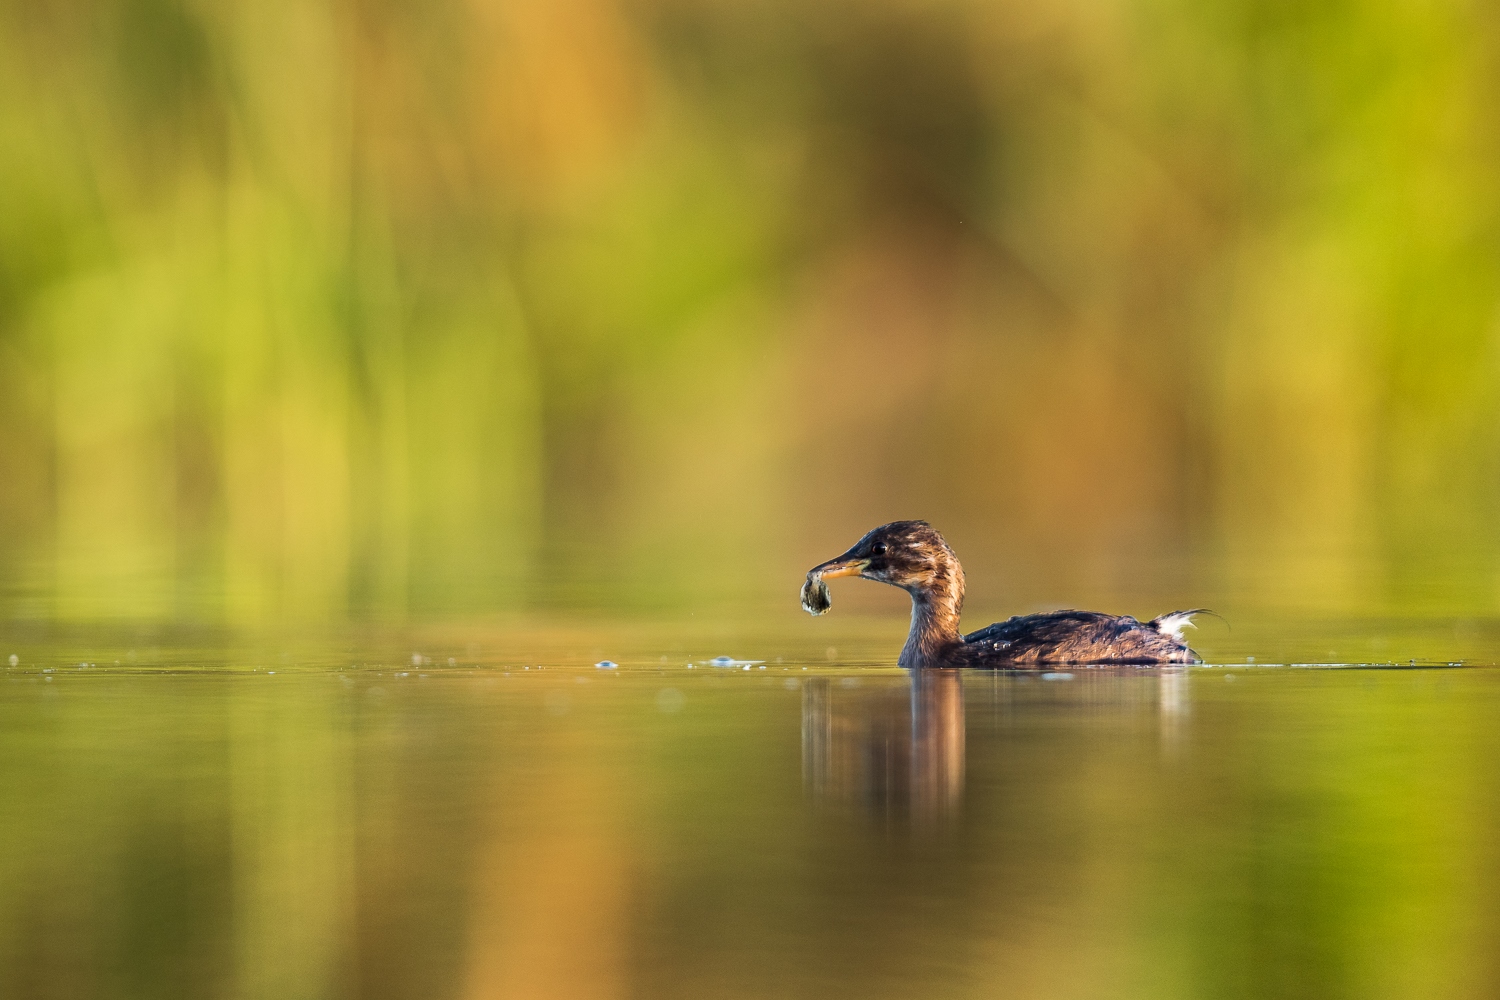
[[801, 521, 1205, 667]]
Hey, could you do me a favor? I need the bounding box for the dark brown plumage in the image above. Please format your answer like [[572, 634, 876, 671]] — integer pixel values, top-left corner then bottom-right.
[[802, 521, 1203, 668]]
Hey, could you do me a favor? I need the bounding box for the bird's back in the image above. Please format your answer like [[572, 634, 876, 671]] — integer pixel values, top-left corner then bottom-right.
[[958, 610, 1196, 665]]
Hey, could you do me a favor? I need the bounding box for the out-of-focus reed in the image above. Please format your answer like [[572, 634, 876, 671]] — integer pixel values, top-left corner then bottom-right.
[[1, 0, 1497, 622]]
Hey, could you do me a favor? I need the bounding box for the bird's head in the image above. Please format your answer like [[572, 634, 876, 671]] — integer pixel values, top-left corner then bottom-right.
[[801, 521, 964, 615]]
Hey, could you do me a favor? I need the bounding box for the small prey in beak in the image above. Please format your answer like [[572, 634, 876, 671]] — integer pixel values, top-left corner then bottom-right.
[[799, 555, 869, 616]]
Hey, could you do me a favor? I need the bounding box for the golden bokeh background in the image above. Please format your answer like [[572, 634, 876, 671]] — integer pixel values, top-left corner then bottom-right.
[[3, 0, 1499, 624]]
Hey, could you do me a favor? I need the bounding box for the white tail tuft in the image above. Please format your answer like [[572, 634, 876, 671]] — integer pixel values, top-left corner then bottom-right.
[[1150, 609, 1212, 642]]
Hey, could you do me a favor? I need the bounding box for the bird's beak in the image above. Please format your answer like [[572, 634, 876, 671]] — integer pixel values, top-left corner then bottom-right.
[[810, 555, 869, 579]]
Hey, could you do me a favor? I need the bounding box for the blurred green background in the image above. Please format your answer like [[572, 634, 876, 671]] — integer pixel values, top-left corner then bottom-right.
[[3, 0, 1499, 626]]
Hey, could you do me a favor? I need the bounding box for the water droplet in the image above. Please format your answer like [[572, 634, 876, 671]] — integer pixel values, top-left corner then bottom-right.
[[6, 654, 16, 667]]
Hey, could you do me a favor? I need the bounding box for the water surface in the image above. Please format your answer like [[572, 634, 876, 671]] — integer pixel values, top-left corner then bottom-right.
[[2, 619, 1498, 1000]]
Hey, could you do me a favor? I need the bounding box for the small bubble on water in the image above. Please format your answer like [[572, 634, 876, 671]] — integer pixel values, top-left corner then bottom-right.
[[742, 665, 751, 671], [595, 660, 619, 669], [1246, 656, 1255, 663]]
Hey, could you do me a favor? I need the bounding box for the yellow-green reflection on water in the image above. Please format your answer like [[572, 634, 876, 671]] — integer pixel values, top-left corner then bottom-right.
[[2, 619, 1499, 1000]]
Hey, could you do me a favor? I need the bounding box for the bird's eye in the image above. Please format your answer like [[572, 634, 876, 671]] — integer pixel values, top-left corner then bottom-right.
[[871, 543, 887, 556]]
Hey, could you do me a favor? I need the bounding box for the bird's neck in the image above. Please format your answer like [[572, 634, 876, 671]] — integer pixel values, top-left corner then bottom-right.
[[899, 560, 965, 668]]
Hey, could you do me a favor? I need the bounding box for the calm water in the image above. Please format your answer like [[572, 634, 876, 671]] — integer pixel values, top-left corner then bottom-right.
[[3, 617, 1500, 1000]]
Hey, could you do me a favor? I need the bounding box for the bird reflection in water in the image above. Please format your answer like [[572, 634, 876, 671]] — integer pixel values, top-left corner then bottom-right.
[[801, 669, 965, 827], [802, 667, 1194, 824]]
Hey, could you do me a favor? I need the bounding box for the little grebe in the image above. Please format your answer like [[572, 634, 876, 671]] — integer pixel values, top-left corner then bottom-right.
[[802, 521, 1204, 667]]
